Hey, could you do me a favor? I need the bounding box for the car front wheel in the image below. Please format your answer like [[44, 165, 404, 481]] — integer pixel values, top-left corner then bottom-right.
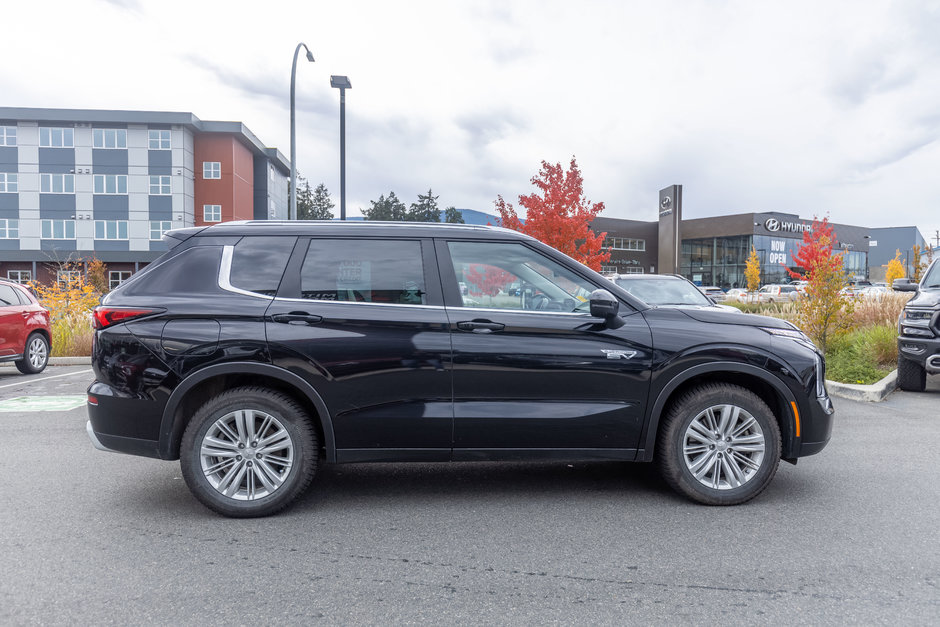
[[897, 357, 926, 392], [15, 333, 49, 374], [657, 383, 781, 505], [180, 387, 318, 517]]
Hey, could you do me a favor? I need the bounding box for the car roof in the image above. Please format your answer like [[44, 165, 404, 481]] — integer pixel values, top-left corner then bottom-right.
[[182, 220, 535, 241], [612, 274, 685, 281]]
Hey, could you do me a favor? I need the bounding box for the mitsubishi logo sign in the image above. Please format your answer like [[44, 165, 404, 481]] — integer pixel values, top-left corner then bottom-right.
[[765, 218, 780, 232]]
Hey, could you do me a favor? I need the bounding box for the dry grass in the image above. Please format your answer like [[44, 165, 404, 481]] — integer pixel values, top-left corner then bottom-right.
[[51, 316, 94, 357], [848, 292, 912, 328]]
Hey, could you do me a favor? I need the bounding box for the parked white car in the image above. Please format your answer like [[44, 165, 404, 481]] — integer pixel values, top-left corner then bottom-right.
[[757, 284, 801, 303]]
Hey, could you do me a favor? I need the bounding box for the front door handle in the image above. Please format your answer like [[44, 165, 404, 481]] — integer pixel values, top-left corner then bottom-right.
[[271, 312, 323, 326], [456, 319, 505, 333]]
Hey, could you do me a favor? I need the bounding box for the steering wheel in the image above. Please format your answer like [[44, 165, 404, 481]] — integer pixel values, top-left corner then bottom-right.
[[528, 293, 550, 310]]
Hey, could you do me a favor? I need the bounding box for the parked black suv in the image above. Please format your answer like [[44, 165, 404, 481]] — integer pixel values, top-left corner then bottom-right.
[[87, 221, 834, 517], [894, 257, 940, 391]]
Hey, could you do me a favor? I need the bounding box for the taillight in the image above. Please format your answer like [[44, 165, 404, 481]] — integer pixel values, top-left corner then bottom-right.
[[92, 307, 163, 329]]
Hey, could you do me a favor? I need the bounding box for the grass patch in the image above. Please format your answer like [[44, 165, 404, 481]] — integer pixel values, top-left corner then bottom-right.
[[824, 324, 897, 385]]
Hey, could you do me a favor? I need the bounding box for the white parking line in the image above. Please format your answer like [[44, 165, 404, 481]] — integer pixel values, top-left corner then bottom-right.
[[0, 369, 93, 390]]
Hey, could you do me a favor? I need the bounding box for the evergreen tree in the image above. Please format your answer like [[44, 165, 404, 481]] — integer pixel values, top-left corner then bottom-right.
[[444, 206, 465, 224], [362, 191, 408, 221], [295, 180, 315, 220], [303, 183, 335, 220], [408, 188, 441, 222]]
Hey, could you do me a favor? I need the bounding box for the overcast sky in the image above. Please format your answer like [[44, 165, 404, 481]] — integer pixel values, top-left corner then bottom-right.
[[5, 0, 940, 246]]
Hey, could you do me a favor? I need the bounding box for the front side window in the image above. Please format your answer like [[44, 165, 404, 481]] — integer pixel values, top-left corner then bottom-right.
[[40, 127, 74, 147], [41, 173, 75, 194], [203, 204, 221, 222], [93, 129, 127, 149], [94, 220, 129, 240], [94, 174, 128, 194], [7, 270, 30, 284], [0, 126, 15, 146], [447, 241, 596, 312], [300, 239, 426, 305], [0, 219, 18, 239], [148, 129, 171, 149], [0, 173, 16, 193], [203, 162, 221, 179], [109, 271, 132, 289], [41, 220, 76, 239], [149, 175, 170, 195], [150, 220, 172, 240]]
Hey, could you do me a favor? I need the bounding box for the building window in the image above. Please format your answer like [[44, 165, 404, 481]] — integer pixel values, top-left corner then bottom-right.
[[269, 164, 275, 182], [109, 271, 132, 289], [42, 220, 76, 239], [93, 129, 127, 149], [0, 126, 15, 146], [39, 127, 74, 147], [600, 265, 618, 274], [93, 174, 128, 194], [94, 220, 129, 240], [203, 162, 221, 179], [0, 173, 16, 193], [0, 219, 18, 239], [621, 267, 644, 274], [7, 270, 30, 284], [603, 237, 646, 251], [148, 129, 171, 150], [150, 220, 172, 240], [149, 175, 171, 195], [57, 270, 81, 286], [203, 204, 221, 222], [40, 173, 75, 194]]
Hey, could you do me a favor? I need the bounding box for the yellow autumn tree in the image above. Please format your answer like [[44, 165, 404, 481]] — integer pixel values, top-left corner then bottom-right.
[[31, 271, 100, 357], [745, 246, 761, 293], [885, 250, 905, 287]]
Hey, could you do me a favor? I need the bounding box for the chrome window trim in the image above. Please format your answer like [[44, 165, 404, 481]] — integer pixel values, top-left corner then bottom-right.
[[273, 296, 443, 311], [219, 245, 275, 300], [450, 305, 592, 318]]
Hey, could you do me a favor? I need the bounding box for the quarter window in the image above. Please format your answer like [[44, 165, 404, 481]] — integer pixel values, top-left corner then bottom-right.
[[148, 129, 171, 149], [0, 173, 16, 193], [93, 129, 127, 149], [0, 219, 18, 238], [300, 239, 427, 305], [40, 127, 74, 147], [0, 126, 15, 146], [150, 220, 172, 240], [94, 220, 129, 240], [203, 204, 221, 222], [149, 175, 171, 195], [447, 241, 596, 312], [0, 284, 20, 307], [41, 173, 75, 194], [203, 162, 221, 179], [41, 220, 76, 239], [94, 174, 128, 194]]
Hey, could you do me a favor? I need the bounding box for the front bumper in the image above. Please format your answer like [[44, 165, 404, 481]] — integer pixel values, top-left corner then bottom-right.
[[898, 336, 940, 373]]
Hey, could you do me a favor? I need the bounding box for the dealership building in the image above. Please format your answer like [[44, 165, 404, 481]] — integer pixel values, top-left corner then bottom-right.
[[0, 107, 290, 287], [591, 186, 927, 288]]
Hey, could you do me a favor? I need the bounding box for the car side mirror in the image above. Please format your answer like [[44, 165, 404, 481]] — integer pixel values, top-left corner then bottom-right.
[[589, 289, 624, 329], [893, 278, 918, 292]]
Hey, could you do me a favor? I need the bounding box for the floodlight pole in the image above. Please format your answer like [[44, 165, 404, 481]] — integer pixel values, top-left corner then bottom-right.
[[290, 42, 315, 220]]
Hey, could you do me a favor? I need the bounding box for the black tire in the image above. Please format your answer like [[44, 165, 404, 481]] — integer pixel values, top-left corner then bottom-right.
[[897, 356, 926, 392], [180, 386, 318, 518], [656, 383, 781, 505], [15, 332, 49, 375]]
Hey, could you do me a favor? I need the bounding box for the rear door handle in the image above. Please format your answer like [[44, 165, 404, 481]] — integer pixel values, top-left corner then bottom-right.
[[272, 312, 323, 326], [456, 320, 505, 333]]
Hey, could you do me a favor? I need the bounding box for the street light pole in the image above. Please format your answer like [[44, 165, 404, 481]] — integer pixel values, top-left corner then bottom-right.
[[330, 75, 351, 220], [290, 42, 315, 221]]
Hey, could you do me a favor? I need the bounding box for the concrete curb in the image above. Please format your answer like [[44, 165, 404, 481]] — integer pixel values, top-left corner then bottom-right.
[[826, 370, 897, 403], [0, 356, 92, 367]]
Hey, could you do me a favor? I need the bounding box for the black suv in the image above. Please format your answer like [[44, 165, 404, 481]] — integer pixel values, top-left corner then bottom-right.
[[87, 221, 834, 517], [895, 257, 940, 391]]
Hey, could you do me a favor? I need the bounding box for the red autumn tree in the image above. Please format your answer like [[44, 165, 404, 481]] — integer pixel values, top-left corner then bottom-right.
[[494, 157, 610, 271], [464, 263, 515, 298]]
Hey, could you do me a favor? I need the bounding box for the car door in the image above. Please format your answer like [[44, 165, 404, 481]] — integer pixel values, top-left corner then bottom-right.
[[437, 239, 653, 460], [266, 236, 453, 462], [0, 284, 26, 356]]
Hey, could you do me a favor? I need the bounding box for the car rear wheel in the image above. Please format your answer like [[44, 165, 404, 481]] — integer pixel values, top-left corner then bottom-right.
[[180, 387, 318, 517], [657, 383, 781, 505], [15, 333, 49, 374], [897, 356, 926, 392]]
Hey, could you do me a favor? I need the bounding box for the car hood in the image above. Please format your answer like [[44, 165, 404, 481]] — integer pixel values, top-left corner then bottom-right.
[[677, 307, 793, 329], [906, 288, 940, 309]]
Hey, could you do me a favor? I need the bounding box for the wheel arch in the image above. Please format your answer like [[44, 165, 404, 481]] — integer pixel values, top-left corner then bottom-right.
[[158, 362, 335, 462], [639, 362, 800, 462]]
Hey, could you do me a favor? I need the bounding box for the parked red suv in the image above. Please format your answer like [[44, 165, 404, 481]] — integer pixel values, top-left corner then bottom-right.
[[0, 280, 51, 374]]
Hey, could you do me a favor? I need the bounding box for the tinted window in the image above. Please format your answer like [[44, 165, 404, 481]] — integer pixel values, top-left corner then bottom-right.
[[0, 284, 19, 307], [230, 236, 296, 296], [122, 246, 224, 296], [300, 239, 426, 305]]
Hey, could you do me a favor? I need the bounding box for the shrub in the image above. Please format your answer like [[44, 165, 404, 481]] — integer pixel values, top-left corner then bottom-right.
[[31, 275, 100, 357], [824, 324, 896, 385]]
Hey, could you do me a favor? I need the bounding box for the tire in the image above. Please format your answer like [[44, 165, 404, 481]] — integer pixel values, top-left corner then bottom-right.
[[897, 356, 926, 392], [15, 332, 49, 375], [180, 386, 318, 518], [656, 383, 781, 505]]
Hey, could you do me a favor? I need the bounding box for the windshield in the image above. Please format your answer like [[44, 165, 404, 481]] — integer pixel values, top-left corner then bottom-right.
[[614, 277, 712, 306], [923, 260, 940, 288]]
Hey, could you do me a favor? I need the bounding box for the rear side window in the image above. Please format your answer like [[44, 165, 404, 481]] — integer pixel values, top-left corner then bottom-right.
[[230, 236, 296, 296], [0, 284, 19, 307], [122, 246, 224, 296], [300, 239, 426, 305]]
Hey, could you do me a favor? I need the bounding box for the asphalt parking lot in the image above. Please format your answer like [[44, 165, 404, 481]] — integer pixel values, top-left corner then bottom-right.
[[1, 365, 938, 624]]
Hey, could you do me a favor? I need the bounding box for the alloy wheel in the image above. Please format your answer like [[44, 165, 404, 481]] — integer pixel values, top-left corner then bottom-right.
[[682, 404, 766, 490]]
